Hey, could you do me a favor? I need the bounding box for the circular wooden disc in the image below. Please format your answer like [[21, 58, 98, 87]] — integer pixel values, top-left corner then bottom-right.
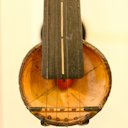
[[19, 41, 111, 126]]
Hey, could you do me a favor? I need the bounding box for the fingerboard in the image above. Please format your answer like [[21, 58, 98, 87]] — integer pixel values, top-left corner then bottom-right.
[[42, 0, 84, 79]]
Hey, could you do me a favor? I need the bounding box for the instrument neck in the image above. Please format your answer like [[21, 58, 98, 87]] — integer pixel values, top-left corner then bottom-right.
[[42, 0, 84, 79]]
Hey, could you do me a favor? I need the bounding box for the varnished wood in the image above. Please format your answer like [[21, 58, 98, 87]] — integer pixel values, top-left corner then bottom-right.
[[19, 41, 111, 126], [42, 0, 84, 79]]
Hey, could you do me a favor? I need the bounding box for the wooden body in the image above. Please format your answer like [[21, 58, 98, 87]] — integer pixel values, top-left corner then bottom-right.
[[19, 41, 111, 126]]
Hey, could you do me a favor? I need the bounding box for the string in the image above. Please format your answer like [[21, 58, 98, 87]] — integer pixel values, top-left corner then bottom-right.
[[65, 0, 69, 126], [55, 0, 59, 124]]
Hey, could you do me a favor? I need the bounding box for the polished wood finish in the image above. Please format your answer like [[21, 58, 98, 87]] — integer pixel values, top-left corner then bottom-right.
[[42, 0, 84, 79], [19, 41, 111, 126]]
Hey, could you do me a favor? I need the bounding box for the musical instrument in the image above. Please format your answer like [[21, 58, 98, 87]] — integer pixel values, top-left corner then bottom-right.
[[19, 0, 111, 126]]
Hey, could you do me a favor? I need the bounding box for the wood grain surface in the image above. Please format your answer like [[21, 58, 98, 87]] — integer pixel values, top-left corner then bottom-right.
[[42, 0, 84, 79], [19, 41, 111, 126]]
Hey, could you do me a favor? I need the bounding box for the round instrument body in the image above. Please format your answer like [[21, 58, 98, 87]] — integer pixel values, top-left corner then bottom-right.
[[19, 41, 111, 126]]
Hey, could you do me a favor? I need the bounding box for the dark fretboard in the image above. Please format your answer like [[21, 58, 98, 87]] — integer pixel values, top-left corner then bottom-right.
[[42, 0, 84, 79]]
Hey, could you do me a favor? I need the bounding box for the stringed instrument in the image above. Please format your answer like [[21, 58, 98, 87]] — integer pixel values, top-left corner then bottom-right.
[[19, 0, 111, 126]]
